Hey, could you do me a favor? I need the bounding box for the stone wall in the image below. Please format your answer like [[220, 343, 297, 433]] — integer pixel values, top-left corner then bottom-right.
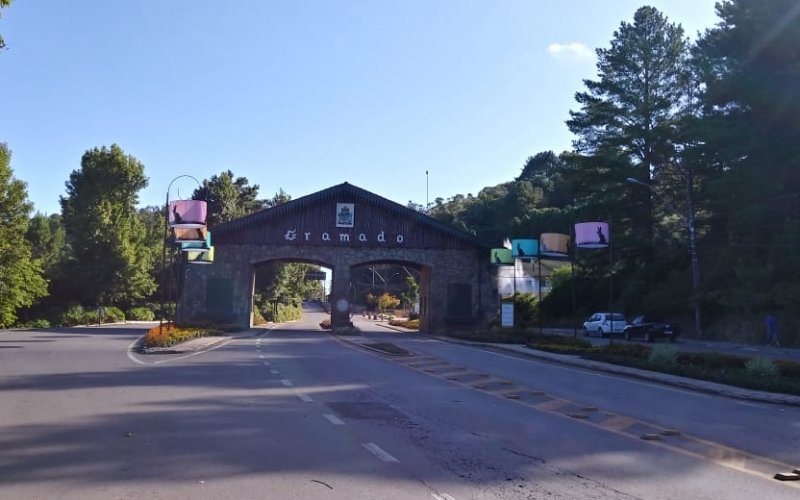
[[179, 243, 497, 333]]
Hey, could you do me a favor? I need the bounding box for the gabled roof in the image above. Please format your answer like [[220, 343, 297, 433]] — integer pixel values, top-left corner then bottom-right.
[[213, 182, 487, 248]]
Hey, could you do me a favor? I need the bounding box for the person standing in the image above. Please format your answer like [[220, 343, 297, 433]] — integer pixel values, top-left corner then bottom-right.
[[766, 314, 779, 346]]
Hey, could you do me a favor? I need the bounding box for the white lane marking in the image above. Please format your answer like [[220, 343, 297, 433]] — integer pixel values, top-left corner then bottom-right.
[[362, 442, 399, 463], [736, 401, 771, 410], [258, 354, 266, 359], [297, 393, 313, 403], [262, 361, 271, 367], [126, 336, 148, 365], [432, 494, 455, 500], [323, 413, 345, 425], [280, 379, 293, 387], [270, 369, 280, 375]]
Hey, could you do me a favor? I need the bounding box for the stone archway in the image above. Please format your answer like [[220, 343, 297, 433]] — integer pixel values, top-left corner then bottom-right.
[[178, 183, 496, 332]]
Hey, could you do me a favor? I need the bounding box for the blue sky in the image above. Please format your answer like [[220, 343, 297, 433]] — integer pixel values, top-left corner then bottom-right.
[[1, 1, 719, 215]]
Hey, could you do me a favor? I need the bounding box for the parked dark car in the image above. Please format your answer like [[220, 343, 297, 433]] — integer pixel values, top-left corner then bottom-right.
[[623, 316, 680, 343]]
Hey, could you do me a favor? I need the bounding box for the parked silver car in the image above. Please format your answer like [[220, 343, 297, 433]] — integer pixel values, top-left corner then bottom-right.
[[582, 312, 627, 338]]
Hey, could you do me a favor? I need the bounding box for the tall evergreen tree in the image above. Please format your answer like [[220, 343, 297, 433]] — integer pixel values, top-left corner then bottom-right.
[[568, 6, 690, 181], [60, 145, 155, 307], [0, 143, 47, 326], [694, 0, 800, 312]]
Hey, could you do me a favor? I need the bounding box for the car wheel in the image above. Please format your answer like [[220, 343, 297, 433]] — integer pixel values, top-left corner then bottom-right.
[[644, 331, 652, 343], [599, 328, 606, 338], [624, 330, 631, 341]]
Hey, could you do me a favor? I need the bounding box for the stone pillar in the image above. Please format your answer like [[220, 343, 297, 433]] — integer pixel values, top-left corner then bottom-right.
[[418, 266, 432, 333], [330, 263, 352, 328]]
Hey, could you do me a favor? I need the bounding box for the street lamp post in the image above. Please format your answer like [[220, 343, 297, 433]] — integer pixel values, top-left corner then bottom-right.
[[626, 177, 702, 337]]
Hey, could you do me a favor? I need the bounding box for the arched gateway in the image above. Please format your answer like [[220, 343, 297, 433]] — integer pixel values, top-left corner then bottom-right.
[[178, 182, 497, 332]]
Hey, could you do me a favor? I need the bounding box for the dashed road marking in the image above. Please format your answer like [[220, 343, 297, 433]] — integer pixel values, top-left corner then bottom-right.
[[600, 415, 637, 431], [262, 361, 271, 367], [362, 442, 399, 463], [280, 379, 293, 387], [270, 369, 280, 375], [258, 354, 266, 359], [432, 494, 456, 500], [297, 393, 313, 403], [323, 413, 345, 425], [534, 399, 570, 411]]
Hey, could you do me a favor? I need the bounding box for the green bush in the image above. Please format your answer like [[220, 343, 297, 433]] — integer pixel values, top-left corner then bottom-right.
[[512, 293, 539, 328], [648, 344, 677, 368], [60, 305, 88, 326], [16, 318, 51, 329], [775, 359, 800, 380], [127, 307, 155, 321], [586, 343, 652, 360], [264, 303, 302, 323], [745, 357, 779, 381], [253, 307, 267, 326], [678, 352, 747, 370], [103, 306, 125, 323]]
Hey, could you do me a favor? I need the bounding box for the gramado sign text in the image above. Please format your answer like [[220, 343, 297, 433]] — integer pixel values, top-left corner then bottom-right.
[[283, 228, 406, 245]]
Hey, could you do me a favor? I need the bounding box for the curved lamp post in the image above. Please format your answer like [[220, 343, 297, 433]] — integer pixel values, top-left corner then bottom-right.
[[626, 177, 702, 337], [161, 175, 203, 330]]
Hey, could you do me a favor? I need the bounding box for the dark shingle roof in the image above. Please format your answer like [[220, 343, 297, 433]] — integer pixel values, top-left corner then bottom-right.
[[212, 182, 486, 248]]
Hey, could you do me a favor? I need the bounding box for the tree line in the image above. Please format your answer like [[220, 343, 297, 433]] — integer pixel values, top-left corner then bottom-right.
[[420, 1, 800, 342]]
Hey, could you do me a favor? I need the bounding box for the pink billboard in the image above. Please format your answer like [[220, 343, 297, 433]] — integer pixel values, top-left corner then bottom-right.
[[575, 222, 610, 248], [169, 200, 207, 228]]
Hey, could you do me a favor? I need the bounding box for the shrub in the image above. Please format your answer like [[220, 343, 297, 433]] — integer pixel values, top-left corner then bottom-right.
[[253, 307, 267, 326], [589, 343, 652, 360], [775, 359, 800, 380], [319, 318, 332, 329], [127, 307, 155, 321], [648, 344, 677, 368], [745, 357, 780, 381], [16, 318, 51, 329], [408, 311, 420, 320], [264, 303, 302, 323], [103, 306, 125, 323], [143, 322, 228, 348], [512, 293, 539, 328], [683, 352, 748, 370], [388, 318, 420, 329], [60, 305, 87, 326]]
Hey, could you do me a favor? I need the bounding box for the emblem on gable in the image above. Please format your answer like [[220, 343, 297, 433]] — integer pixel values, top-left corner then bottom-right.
[[336, 203, 354, 228]]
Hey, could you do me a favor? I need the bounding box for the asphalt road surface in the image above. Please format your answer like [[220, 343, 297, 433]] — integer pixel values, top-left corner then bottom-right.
[[1, 307, 799, 499]]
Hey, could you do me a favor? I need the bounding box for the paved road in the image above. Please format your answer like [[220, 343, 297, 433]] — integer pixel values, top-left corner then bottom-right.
[[1, 311, 798, 499]]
